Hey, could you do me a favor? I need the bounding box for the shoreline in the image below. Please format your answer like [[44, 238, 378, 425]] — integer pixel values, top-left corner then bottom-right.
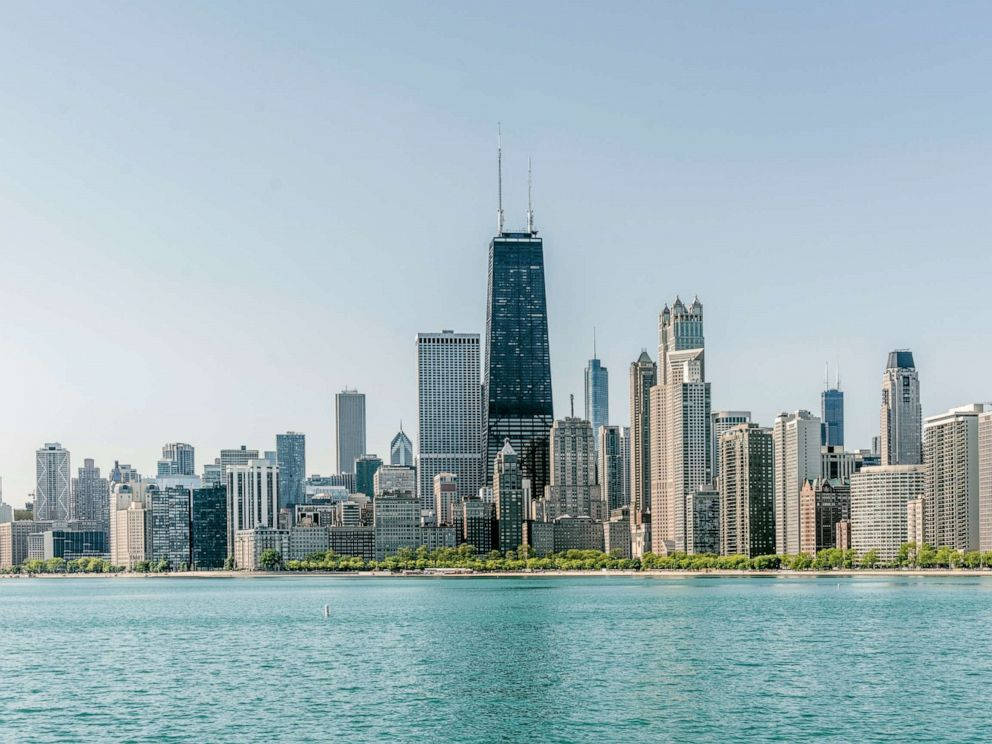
[[6, 568, 992, 580]]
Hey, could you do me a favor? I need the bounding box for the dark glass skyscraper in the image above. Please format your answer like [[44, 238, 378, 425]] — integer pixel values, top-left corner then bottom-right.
[[190, 485, 227, 569], [482, 231, 553, 498], [584, 353, 608, 438], [276, 432, 306, 510], [821, 388, 844, 447]]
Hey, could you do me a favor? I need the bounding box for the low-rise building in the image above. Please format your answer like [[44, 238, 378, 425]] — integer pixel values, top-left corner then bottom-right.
[[0, 521, 54, 568], [234, 527, 289, 570], [328, 526, 375, 561], [529, 516, 605, 556], [604, 508, 632, 559], [462, 497, 494, 554], [799, 478, 851, 556]]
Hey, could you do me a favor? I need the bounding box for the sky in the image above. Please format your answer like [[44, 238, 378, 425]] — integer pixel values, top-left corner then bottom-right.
[[2, 2, 991, 506]]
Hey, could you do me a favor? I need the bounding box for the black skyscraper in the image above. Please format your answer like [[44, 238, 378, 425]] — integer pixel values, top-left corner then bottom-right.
[[482, 230, 554, 498]]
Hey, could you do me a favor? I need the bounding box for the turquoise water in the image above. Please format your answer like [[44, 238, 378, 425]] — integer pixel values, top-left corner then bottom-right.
[[2, 576, 991, 743]]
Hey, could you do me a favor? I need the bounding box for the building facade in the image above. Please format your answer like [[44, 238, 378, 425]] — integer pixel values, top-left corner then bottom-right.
[[628, 351, 657, 550], [710, 411, 751, 481], [598, 425, 627, 512], [373, 465, 416, 497], [718, 424, 775, 558], [880, 350, 922, 466], [433, 472, 459, 527], [584, 354, 608, 441], [980, 410, 992, 552], [71, 458, 109, 529], [493, 440, 526, 554], [821, 387, 844, 448], [226, 460, 279, 558], [691, 487, 720, 555], [161, 443, 195, 476], [191, 485, 227, 568], [276, 432, 306, 511], [772, 410, 822, 555], [539, 417, 604, 521], [36, 442, 71, 522], [417, 331, 482, 510], [850, 465, 925, 562], [390, 428, 414, 467], [798, 478, 851, 556], [149, 486, 192, 570], [335, 389, 367, 474]]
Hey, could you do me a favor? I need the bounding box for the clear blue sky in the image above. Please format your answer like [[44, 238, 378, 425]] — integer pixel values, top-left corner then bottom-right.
[[2, 2, 990, 506]]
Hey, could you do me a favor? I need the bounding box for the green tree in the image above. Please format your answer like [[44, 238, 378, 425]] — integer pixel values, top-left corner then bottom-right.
[[861, 549, 880, 568], [258, 549, 283, 571]]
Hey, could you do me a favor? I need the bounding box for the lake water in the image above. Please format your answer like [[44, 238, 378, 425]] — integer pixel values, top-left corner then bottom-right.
[[1, 575, 991, 742]]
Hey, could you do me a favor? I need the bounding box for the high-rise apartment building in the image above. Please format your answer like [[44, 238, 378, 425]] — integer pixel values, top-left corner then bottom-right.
[[109, 484, 149, 570], [598, 425, 627, 512], [354, 455, 382, 498], [71, 458, 109, 528], [798, 478, 850, 556], [219, 446, 259, 482], [628, 352, 657, 547], [493, 440, 525, 554], [922, 404, 986, 552], [584, 340, 608, 441], [149, 485, 191, 570], [417, 331, 482, 511], [718, 423, 775, 557], [276, 432, 306, 511], [482, 220, 553, 502], [772, 410, 822, 555], [390, 427, 414, 467], [850, 465, 924, 562], [191, 485, 227, 569], [691, 487, 720, 555], [980, 410, 992, 552], [538, 418, 603, 521], [710, 411, 751, 481], [462, 497, 494, 553], [650, 297, 711, 555], [226, 460, 279, 557], [161, 443, 195, 477], [373, 465, 416, 497], [335, 389, 366, 474], [433, 472, 459, 527], [880, 350, 922, 466], [35, 443, 70, 522]]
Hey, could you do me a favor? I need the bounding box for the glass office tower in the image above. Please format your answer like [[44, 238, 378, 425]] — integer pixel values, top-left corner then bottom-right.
[[482, 231, 554, 499], [821, 388, 844, 447]]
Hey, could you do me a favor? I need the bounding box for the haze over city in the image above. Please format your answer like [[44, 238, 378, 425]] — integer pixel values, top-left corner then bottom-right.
[[3, 1, 991, 505]]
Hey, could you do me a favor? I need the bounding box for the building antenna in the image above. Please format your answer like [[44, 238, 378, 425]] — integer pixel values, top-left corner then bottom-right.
[[836, 358, 841, 390], [593, 326, 597, 359], [824, 361, 829, 390], [527, 157, 534, 233], [570, 393, 575, 418], [497, 123, 504, 234]]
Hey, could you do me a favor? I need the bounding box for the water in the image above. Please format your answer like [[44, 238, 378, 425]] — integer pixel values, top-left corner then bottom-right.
[[2, 575, 991, 743]]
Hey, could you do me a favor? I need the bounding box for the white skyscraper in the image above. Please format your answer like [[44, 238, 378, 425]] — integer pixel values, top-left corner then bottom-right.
[[980, 410, 992, 552], [850, 465, 924, 562], [772, 411, 822, 555], [226, 459, 279, 557], [35, 442, 71, 522], [389, 427, 414, 466], [416, 331, 482, 510], [880, 350, 922, 466], [923, 404, 986, 552], [650, 297, 711, 555], [710, 411, 751, 481]]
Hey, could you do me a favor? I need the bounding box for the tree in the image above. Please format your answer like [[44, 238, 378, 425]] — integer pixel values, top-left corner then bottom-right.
[[861, 549, 880, 568], [258, 548, 283, 571]]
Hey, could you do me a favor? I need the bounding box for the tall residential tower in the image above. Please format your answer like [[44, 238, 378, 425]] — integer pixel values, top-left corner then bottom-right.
[[880, 350, 922, 466], [335, 389, 366, 474]]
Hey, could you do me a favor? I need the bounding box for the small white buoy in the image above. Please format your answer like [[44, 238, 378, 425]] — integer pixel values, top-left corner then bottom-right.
[[323, 604, 330, 618]]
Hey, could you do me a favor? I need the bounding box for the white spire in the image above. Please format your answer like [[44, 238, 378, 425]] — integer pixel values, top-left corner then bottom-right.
[[527, 157, 534, 233]]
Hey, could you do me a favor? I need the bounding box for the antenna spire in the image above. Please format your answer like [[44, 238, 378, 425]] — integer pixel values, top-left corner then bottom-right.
[[593, 326, 597, 359], [497, 123, 504, 234], [570, 393, 575, 418], [836, 358, 841, 390], [824, 361, 829, 390], [527, 157, 534, 233]]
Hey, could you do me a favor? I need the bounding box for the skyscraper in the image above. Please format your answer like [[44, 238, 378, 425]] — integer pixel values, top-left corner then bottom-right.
[[922, 404, 985, 552], [821, 377, 844, 448], [276, 432, 306, 510], [149, 485, 191, 570], [482, 147, 553, 501], [70, 458, 109, 528], [718, 423, 775, 558], [880, 350, 922, 466], [584, 334, 608, 440], [710, 411, 751, 481], [335, 389, 366, 474], [537, 417, 604, 521], [772, 410, 822, 555], [598, 425, 627, 512], [650, 297, 711, 555], [219, 446, 259, 482], [354, 454, 383, 498], [493, 440, 525, 554], [161, 443, 195, 476], [35, 443, 70, 522], [190, 485, 227, 569], [628, 351, 657, 549], [390, 427, 414, 467], [980, 410, 992, 553], [850, 465, 924, 562], [226, 459, 279, 557], [417, 331, 482, 512]]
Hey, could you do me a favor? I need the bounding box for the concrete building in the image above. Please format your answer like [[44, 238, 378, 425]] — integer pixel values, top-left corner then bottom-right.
[[219, 446, 259, 481], [276, 432, 306, 511], [604, 509, 632, 558], [628, 351, 657, 553], [850, 465, 925, 562], [529, 516, 605, 556], [35, 529, 108, 561], [598, 425, 627, 512], [821, 446, 858, 482], [836, 519, 851, 551], [390, 427, 414, 467], [718, 424, 775, 558], [161, 443, 195, 476], [354, 454, 382, 499], [226, 460, 279, 558], [0, 521, 54, 568], [433, 472, 459, 527], [710, 411, 750, 481], [980, 410, 992, 552], [773, 410, 822, 555], [907, 497, 925, 547], [922, 404, 986, 552], [539, 417, 604, 521], [374, 465, 416, 497], [328, 526, 375, 561], [372, 491, 421, 560], [234, 527, 289, 570], [335, 389, 366, 474], [880, 350, 922, 466], [691, 487, 720, 555], [36, 442, 71, 522], [799, 478, 851, 556], [650, 297, 711, 555], [110, 485, 150, 570], [70, 458, 109, 529], [493, 440, 526, 554], [417, 330, 482, 511]]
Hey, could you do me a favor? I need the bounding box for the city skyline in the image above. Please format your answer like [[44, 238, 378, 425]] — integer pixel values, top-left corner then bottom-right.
[[3, 3, 992, 505]]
